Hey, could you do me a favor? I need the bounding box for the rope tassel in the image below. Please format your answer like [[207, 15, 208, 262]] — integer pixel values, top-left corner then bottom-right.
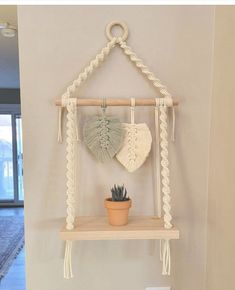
[[57, 107, 63, 143], [171, 106, 176, 142], [162, 239, 171, 275], [64, 240, 73, 279]]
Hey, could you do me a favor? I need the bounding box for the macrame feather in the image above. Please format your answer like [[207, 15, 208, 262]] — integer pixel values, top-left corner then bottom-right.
[[83, 114, 124, 162], [116, 123, 152, 172]]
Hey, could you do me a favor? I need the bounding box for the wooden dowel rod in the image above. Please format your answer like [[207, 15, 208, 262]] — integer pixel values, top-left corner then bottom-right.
[[55, 98, 179, 107]]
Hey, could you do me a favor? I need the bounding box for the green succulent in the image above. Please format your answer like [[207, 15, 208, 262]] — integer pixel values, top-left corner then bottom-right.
[[110, 184, 129, 201]]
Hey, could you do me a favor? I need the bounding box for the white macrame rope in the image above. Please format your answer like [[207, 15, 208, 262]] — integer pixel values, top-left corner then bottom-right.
[[57, 107, 63, 143], [62, 38, 117, 102], [65, 98, 77, 230], [118, 39, 172, 99], [155, 101, 161, 218], [171, 106, 176, 142], [64, 240, 73, 279], [63, 99, 77, 279], [159, 100, 172, 229], [130, 97, 135, 124], [155, 98, 172, 275], [162, 239, 171, 275]]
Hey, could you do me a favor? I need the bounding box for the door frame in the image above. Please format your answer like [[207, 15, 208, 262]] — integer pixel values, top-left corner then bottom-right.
[[0, 104, 23, 207]]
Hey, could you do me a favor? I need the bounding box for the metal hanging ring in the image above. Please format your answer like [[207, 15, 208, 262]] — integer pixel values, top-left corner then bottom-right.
[[106, 21, 128, 41]]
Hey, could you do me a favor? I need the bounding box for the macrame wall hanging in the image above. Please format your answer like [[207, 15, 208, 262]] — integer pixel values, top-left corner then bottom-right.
[[55, 21, 179, 280]]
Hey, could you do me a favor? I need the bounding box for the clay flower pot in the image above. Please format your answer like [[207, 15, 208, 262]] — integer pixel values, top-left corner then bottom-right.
[[105, 198, 132, 226]]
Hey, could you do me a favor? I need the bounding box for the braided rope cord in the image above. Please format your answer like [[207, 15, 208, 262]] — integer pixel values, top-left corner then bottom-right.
[[159, 103, 172, 229], [118, 39, 172, 98], [61, 38, 116, 102], [65, 99, 77, 230], [158, 99, 172, 275]]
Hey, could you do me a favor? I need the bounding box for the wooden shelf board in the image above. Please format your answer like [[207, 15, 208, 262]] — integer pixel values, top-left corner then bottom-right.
[[60, 216, 179, 241]]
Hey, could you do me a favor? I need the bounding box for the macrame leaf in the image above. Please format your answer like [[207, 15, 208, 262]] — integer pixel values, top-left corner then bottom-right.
[[83, 115, 124, 162], [116, 123, 152, 172]]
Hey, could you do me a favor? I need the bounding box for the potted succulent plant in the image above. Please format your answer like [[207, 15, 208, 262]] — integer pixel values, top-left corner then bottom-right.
[[104, 184, 131, 226]]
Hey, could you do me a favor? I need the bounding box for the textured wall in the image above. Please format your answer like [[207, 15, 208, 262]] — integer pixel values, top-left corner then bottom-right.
[[18, 6, 214, 290]]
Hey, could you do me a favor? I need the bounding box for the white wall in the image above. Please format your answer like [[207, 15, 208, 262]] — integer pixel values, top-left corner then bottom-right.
[[206, 6, 235, 290], [18, 6, 215, 290]]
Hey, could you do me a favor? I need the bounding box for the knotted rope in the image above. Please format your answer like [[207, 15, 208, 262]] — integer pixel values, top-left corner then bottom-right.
[[158, 97, 172, 275], [63, 98, 77, 279]]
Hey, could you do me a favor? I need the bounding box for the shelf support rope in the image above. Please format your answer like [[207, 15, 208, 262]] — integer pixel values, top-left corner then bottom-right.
[[158, 97, 173, 275], [63, 98, 77, 279], [58, 22, 175, 278]]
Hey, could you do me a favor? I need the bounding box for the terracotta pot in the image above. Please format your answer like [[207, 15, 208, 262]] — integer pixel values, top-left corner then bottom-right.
[[104, 198, 132, 226]]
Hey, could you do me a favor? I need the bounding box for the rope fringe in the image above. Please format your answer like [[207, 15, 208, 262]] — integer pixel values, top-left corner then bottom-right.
[[171, 106, 176, 142], [74, 106, 79, 142], [64, 241, 73, 279], [162, 239, 171, 275], [57, 107, 63, 143], [160, 239, 163, 261]]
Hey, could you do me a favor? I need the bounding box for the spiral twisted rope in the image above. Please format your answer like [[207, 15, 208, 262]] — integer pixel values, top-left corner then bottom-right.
[[63, 98, 78, 279], [118, 39, 172, 99], [60, 37, 172, 105], [159, 103, 172, 229], [65, 98, 77, 230], [61, 38, 116, 102]]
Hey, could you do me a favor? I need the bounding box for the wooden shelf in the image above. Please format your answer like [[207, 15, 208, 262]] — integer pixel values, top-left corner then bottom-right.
[[60, 216, 179, 241]]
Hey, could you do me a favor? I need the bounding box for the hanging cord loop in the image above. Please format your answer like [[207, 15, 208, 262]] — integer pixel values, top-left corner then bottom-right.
[[106, 21, 128, 42]]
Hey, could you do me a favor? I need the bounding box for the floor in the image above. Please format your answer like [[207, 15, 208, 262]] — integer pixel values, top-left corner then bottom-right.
[[0, 208, 25, 290]]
